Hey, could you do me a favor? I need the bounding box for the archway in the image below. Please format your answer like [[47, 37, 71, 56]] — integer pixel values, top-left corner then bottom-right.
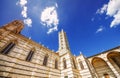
[[92, 57, 115, 77], [107, 52, 120, 73]]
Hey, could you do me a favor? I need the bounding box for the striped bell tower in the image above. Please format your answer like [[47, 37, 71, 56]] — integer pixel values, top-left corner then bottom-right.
[[58, 29, 70, 56]]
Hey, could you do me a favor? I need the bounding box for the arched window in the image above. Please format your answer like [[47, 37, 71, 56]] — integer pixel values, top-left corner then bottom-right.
[[26, 50, 34, 61], [55, 59, 58, 69], [43, 54, 48, 66], [104, 73, 110, 78], [73, 58, 77, 69], [63, 58, 67, 69], [0, 42, 15, 54], [78, 59, 84, 70]]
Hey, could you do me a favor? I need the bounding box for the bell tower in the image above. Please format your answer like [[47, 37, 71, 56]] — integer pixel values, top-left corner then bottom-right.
[[59, 29, 69, 50], [58, 30, 80, 78], [58, 29, 70, 56]]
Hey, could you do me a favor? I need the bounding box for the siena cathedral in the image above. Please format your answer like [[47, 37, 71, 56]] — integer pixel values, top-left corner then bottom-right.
[[0, 20, 120, 78]]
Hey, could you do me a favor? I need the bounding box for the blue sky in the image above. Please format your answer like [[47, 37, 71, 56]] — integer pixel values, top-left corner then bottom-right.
[[0, 0, 120, 57]]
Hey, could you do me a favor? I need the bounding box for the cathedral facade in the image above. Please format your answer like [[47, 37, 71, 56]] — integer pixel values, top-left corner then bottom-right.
[[0, 20, 120, 78]]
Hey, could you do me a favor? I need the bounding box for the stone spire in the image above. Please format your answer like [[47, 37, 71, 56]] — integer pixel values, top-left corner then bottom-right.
[[58, 29, 70, 51]]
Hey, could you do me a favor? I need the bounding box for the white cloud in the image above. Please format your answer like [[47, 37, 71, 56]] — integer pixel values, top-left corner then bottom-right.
[[106, 0, 120, 16], [110, 9, 120, 28], [24, 18, 32, 27], [17, 0, 28, 18], [47, 26, 58, 34], [96, 4, 108, 14], [21, 6, 27, 18], [40, 5, 59, 34], [19, 0, 27, 7], [17, 0, 32, 27], [96, 26, 104, 33], [16, 0, 27, 7], [96, 0, 120, 28]]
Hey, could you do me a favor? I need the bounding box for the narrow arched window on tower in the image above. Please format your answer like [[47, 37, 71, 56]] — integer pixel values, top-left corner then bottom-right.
[[73, 58, 77, 69], [79, 60, 84, 70], [26, 50, 34, 62], [55, 59, 58, 69], [63, 58, 67, 69], [0, 42, 15, 54], [43, 54, 48, 66]]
